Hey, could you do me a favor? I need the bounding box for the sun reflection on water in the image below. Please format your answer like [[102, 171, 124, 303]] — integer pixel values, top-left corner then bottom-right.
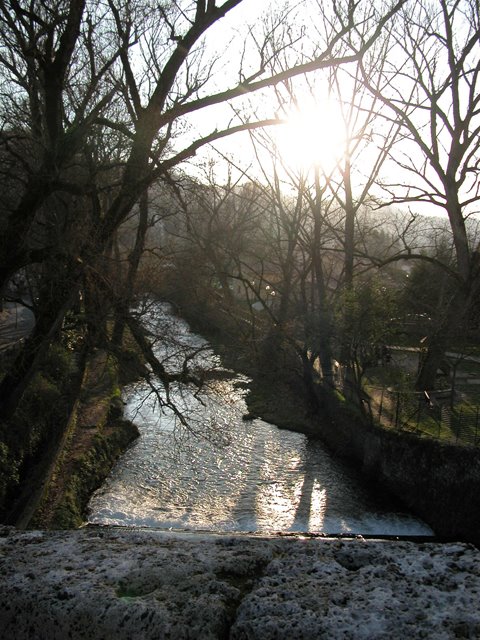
[[308, 481, 327, 531]]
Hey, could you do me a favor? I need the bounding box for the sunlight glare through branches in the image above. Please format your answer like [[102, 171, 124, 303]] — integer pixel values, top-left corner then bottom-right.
[[277, 97, 347, 173]]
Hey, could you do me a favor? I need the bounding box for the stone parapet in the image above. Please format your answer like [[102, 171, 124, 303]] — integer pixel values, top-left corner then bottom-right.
[[1, 528, 479, 639]]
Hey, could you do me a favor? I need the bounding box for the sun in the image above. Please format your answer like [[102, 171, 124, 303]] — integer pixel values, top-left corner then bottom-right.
[[277, 98, 347, 173]]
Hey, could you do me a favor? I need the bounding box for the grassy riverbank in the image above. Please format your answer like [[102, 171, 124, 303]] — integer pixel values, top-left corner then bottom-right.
[[1, 347, 139, 530], [30, 350, 139, 529]]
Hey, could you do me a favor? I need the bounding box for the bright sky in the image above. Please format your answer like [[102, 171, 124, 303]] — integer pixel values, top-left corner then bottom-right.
[[179, 1, 339, 176], [172, 0, 479, 222]]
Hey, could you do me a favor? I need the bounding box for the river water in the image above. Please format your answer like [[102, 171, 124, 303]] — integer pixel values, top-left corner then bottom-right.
[[87, 303, 432, 536]]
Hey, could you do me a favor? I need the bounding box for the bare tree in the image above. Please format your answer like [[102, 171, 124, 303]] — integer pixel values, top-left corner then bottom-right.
[[359, 0, 480, 389], [0, 0, 408, 420], [0, 0, 119, 287]]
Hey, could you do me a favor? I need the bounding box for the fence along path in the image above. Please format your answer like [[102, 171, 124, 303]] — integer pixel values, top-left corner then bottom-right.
[[368, 386, 480, 447]]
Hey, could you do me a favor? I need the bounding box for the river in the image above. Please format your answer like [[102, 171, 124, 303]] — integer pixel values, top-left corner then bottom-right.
[[87, 302, 432, 536]]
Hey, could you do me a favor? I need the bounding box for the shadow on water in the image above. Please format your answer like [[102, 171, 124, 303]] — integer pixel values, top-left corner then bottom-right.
[[289, 443, 327, 532], [230, 484, 259, 532]]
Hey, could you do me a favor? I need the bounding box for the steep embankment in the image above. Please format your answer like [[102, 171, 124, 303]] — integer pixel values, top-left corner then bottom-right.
[[247, 370, 480, 545], [26, 350, 138, 529]]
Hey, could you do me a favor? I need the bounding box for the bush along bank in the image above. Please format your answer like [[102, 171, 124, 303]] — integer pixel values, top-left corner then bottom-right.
[[27, 350, 139, 529]]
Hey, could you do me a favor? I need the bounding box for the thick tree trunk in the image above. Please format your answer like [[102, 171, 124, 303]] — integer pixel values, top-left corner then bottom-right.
[[415, 284, 469, 391], [112, 191, 149, 347], [416, 333, 448, 391], [0, 287, 76, 423], [299, 349, 322, 414]]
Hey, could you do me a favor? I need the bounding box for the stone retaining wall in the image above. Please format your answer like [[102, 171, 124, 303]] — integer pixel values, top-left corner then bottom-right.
[[317, 391, 480, 545]]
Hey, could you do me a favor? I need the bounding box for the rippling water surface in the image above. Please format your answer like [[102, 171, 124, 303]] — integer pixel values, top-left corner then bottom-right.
[[87, 303, 432, 536]]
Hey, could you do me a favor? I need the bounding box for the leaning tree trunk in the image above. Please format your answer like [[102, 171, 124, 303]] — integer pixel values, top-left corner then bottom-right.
[[111, 191, 150, 348]]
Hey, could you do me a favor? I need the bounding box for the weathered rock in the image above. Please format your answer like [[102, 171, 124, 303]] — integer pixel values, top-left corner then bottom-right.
[[0, 528, 479, 639]]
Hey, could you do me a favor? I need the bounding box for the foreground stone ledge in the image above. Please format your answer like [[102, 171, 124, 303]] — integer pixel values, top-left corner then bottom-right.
[[1, 528, 479, 639]]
